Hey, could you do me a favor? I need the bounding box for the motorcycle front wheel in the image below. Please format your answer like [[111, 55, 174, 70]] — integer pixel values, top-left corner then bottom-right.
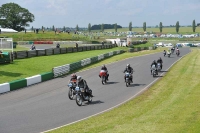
[[76, 95, 83, 106], [68, 89, 74, 100]]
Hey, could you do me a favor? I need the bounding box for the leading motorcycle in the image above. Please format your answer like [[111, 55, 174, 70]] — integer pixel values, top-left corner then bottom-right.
[[75, 86, 93, 106]]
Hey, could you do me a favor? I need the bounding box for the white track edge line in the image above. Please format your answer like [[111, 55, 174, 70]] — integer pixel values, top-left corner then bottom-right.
[[42, 50, 191, 133]]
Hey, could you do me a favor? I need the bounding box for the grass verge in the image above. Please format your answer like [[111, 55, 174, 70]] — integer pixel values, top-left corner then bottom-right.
[[48, 49, 200, 133]]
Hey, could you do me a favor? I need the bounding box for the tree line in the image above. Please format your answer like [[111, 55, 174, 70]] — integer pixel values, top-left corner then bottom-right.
[[0, 2, 198, 33]]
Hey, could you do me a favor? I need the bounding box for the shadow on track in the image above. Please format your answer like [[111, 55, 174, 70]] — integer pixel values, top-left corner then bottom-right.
[[85, 100, 104, 106], [129, 83, 146, 87], [105, 82, 119, 85]]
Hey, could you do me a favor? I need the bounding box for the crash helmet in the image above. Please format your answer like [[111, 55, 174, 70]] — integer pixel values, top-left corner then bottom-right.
[[77, 76, 82, 82], [127, 64, 130, 67]]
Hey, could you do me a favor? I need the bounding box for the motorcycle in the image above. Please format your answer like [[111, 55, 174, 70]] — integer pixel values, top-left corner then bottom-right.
[[99, 70, 108, 85], [157, 63, 162, 72], [151, 65, 157, 77], [176, 51, 180, 56], [68, 80, 77, 100], [167, 52, 171, 58], [163, 52, 166, 57], [124, 72, 132, 87], [75, 86, 93, 106]]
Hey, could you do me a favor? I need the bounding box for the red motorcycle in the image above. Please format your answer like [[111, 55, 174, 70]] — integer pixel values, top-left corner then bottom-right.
[[99, 70, 108, 84]]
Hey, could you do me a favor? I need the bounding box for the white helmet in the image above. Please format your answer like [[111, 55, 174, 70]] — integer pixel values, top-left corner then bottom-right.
[[127, 64, 130, 67], [77, 76, 82, 82]]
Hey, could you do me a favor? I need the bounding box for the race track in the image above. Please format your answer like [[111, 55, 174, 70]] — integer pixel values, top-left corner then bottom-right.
[[0, 48, 190, 133]]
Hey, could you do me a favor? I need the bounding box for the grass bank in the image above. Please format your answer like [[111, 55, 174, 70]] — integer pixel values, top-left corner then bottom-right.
[[48, 48, 200, 133], [0, 47, 162, 84]]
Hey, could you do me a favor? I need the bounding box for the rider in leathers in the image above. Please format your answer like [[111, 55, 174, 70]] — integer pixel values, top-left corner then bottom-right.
[[157, 57, 163, 69], [151, 60, 158, 75], [123, 64, 133, 82], [77, 76, 93, 97], [100, 65, 109, 80]]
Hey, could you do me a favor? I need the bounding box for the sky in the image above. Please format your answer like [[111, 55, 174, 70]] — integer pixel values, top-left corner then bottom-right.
[[0, 0, 200, 28]]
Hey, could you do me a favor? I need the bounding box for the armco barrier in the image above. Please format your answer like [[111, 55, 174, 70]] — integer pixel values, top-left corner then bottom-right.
[[37, 50, 46, 56], [15, 51, 27, 59], [45, 49, 53, 55], [9, 79, 27, 91], [27, 50, 37, 57], [53, 48, 60, 54], [60, 48, 67, 54]]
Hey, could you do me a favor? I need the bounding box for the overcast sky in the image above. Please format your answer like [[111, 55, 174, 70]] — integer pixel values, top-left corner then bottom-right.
[[0, 0, 200, 28]]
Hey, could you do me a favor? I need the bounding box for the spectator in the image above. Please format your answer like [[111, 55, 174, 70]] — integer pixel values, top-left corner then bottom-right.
[[36, 29, 39, 34], [102, 41, 104, 46], [75, 43, 78, 48], [42, 28, 44, 33], [34, 29, 35, 33], [25, 29, 26, 34]]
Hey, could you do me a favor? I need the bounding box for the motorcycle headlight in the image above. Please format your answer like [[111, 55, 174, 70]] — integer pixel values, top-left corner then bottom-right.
[[75, 87, 79, 91], [68, 83, 72, 87]]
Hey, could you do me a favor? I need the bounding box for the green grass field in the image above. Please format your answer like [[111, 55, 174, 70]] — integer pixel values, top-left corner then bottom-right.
[[48, 48, 200, 133], [0, 27, 199, 42]]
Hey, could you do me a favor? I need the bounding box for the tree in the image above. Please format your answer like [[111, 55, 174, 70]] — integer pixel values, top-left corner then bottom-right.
[[52, 25, 55, 31], [63, 26, 66, 32], [76, 24, 79, 31], [31, 26, 33, 31], [143, 22, 146, 32], [114, 23, 117, 32], [42, 26, 43, 30], [159, 22, 163, 33], [0, 3, 34, 31], [101, 23, 104, 32], [192, 20, 196, 32], [176, 21, 180, 33], [129, 22, 132, 31], [88, 23, 91, 32]]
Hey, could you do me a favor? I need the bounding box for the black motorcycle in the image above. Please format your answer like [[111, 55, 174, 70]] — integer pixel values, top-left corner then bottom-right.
[[68, 81, 77, 100], [75, 86, 93, 106], [163, 52, 166, 57], [124, 72, 132, 87], [151, 65, 157, 77]]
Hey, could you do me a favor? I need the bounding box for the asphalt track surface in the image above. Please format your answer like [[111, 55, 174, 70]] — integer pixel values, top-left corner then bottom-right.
[[0, 48, 190, 133]]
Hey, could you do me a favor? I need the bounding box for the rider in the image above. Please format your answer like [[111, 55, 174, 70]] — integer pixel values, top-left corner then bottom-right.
[[151, 60, 158, 75], [56, 43, 60, 48], [176, 48, 180, 54], [163, 50, 166, 55], [77, 76, 93, 97], [100, 64, 109, 80], [157, 57, 163, 69], [123, 64, 133, 82], [69, 73, 77, 83], [30, 44, 36, 50]]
